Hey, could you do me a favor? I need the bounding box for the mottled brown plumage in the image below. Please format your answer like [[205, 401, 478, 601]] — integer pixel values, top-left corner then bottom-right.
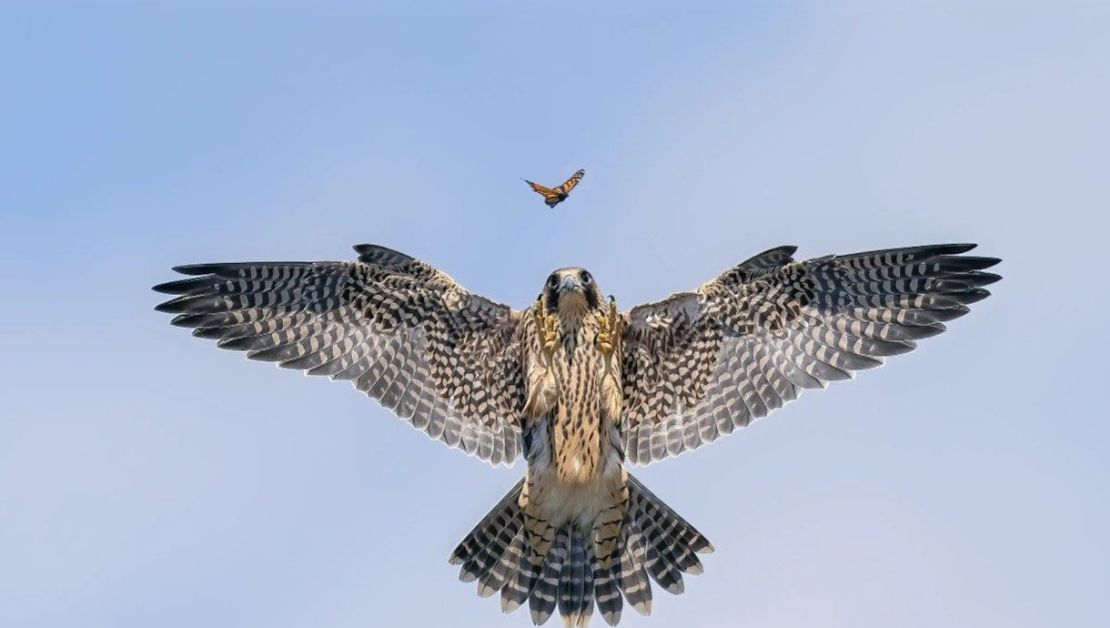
[[153, 241, 1000, 626]]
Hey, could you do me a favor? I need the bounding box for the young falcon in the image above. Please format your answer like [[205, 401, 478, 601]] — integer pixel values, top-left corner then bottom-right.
[[153, 242, 1000, 627]]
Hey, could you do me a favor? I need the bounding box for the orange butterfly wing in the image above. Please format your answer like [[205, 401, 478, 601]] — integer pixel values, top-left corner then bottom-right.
[[524, 180, 562, 207], [554, 169, 585, 196]]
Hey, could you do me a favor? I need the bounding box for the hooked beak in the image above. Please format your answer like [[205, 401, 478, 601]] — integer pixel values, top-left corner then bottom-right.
[[558, 275, 583, 294]]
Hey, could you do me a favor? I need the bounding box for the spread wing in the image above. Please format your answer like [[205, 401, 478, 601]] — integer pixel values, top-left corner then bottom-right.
[[524, 179, 563, 207], [619, 243, 1000, 465], [554, 169, 585, 196], [154, 244, 525, 466]]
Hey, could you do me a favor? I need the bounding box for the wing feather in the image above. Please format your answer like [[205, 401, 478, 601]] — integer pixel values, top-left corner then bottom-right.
[[154, 244, 525, 466], [619, 243, 1000, 465]]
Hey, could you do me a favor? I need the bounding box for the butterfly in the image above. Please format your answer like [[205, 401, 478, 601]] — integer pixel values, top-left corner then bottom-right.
[[523, 168, 585, 208]]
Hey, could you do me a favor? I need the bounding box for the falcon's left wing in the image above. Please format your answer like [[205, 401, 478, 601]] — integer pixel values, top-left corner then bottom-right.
[[619, 243, 1000, 465], [154, 244, 525, 466]]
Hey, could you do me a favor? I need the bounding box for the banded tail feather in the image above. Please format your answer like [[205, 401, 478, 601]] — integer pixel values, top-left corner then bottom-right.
[[450, 479, 525, 583], [449, 474, 712, 626]]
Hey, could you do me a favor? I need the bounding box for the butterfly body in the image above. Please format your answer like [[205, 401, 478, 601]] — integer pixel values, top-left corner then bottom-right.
[[525, 168, 585, 208]]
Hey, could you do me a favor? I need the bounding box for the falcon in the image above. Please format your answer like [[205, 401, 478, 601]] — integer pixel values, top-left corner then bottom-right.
[[153, 242, 1000, 626]]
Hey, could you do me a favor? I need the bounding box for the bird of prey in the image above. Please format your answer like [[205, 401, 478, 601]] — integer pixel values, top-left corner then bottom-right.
[[153, 242, 999, 627], [524, 168, 585, 208]]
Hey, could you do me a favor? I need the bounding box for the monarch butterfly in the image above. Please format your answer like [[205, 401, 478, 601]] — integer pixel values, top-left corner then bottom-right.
[[523, 168, 585, 208]]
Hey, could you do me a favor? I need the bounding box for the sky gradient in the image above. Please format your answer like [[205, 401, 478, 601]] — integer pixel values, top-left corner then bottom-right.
[[2, 2, 1108, 627]]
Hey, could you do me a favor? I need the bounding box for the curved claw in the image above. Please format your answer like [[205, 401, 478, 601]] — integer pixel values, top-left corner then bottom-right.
[[534, 297, 558, 364], [596, 295, 620, 357]]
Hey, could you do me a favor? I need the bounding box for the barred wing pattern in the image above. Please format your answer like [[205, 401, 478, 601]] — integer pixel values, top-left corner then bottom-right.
[[619, 243, 1000, 465], [154, 244, 525, 466]]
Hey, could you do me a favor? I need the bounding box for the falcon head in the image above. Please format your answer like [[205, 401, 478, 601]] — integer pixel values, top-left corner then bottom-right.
[[541, 267, 602, 317]]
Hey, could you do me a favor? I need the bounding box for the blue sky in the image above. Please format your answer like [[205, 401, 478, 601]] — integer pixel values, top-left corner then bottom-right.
[[2, 2, 1107, 627]]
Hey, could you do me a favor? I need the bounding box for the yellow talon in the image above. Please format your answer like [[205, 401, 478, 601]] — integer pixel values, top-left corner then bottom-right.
[[596, 296, 619, 356], [534, 297, 558, 362]]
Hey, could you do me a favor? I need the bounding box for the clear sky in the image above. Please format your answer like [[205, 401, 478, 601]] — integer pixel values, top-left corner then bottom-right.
[[2, 2, 1107, 627]]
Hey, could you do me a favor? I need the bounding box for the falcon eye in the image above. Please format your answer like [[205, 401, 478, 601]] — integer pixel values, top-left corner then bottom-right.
[[580, 271, 592, 284], [547, 274, 559, 289]]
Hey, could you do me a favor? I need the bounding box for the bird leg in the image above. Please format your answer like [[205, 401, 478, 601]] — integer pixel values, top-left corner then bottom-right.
[[534, 297, 558, 366], [596, 296, 619, 357], [597, 296, 623, 423], [525, 297, 560, 418]]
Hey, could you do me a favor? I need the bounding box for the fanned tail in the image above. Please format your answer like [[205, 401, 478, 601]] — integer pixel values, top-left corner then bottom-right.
[[626, 474, 713, 596], [449, 479, 525, 586], [449, 473, 712, 626]]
